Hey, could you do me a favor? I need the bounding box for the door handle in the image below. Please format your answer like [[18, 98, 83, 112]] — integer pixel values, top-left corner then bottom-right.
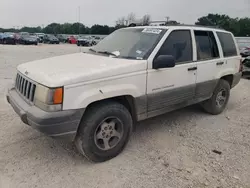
[[188, 67, 197, 71], [216, 62, 224, 65]]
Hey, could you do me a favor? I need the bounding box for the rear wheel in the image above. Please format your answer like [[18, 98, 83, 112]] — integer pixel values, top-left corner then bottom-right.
[[75, 101, 133, 162], [201, 79, 230, 115]]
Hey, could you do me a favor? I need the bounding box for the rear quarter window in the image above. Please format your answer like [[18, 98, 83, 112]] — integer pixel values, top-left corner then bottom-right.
[[216, 32, 237, 57]]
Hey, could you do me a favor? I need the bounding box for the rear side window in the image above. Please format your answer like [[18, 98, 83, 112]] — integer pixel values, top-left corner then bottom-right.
[[157, 30, 192, 64], [217, 32, 237, 57], [194, 30, 219, 60]]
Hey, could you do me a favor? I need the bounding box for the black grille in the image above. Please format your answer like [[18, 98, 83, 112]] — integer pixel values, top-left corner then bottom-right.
[[15, 73, 36, 102]]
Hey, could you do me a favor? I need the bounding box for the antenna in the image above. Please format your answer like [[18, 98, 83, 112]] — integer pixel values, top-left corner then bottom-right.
[[78, 6, 81, 52]]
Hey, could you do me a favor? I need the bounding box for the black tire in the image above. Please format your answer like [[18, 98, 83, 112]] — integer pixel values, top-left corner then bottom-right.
[[75, 101, 133, 162], [201, 79, 230, 115]]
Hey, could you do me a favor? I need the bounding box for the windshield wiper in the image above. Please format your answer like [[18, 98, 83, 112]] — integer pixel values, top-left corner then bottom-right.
[[97, 51, 119, 57]]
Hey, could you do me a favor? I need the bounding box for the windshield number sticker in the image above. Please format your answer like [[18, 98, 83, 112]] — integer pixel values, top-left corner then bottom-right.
[[142, 28, 162, 34]]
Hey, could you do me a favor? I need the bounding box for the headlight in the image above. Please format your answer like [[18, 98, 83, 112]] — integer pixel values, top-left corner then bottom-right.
[[34, 84, 63, 112]]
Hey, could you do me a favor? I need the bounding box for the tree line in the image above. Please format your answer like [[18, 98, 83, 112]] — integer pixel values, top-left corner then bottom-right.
[[0, 14, 249, 36], [0, 23, 116, 35]]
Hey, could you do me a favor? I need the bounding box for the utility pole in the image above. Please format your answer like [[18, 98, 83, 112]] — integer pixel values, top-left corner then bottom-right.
[[78, 6, 81, 35], [78, 6, 81, 52]]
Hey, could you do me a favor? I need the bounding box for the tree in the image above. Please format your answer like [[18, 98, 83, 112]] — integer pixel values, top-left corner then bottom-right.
[[115, 16, 127, 29], [90, 25, 110, 35], [19, 26, 42, 33], [43, 23, 62, 34], [127, 12, 136, 25], [142, 14, 151, 26], [195, 14, 250, 36]]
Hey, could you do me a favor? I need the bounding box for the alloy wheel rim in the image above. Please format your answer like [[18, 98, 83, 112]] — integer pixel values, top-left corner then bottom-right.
[[94, 117, 124, 151], [216, 88, 227, 108]]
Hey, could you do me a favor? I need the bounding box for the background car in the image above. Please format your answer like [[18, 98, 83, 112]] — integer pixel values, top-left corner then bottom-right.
[[236, 38, 250, 57], [240, 46, 250, 57], [242, 56, 250, 78], [36, 33, 45, 43], [56, 34, 68, 43], [92, 36, 102, 45], [67, 35, 77, 44], [77, 36, 93, 46], [43, 34, 60, 44], [0, 33, 4, 43], [19, 35, 38, 45], [1, 32, 16, 44]]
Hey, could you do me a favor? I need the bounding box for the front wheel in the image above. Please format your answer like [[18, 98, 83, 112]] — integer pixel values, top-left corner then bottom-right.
[[201, 79, 230, 115], [75, 101, 133, 162]]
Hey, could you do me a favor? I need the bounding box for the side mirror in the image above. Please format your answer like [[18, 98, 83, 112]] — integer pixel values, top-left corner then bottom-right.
[[153, 55, 176, 69]]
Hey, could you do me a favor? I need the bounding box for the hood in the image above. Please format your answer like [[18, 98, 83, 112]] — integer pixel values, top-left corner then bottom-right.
[[17, 53, 147, 87]]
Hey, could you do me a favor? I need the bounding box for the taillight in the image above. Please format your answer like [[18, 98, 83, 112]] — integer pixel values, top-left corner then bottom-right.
[[239, 59, 243, 72]]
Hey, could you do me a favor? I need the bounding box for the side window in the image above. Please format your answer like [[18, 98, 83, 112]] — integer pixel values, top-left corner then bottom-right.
[[216, 32, 237, 57], [194, 30, 219, 60], [157, 30, 192, 64]]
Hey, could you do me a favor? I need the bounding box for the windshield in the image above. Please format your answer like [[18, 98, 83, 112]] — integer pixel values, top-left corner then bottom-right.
[[91, 28, 166, 60], [48, 35, 57, 39]]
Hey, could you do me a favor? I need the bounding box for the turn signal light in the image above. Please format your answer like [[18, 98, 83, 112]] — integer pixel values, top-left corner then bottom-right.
[[53, 88, 63, 104]]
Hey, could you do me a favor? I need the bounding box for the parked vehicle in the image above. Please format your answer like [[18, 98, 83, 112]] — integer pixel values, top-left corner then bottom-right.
[[0, 33, 4, 43], [19, 35, 38, 45], [43, 35, 59, 44], [67, 35, 77, 44], [240, 46, 250, 57], [1, 32, 16, 44], [236, 37, 250, 57], [56, 34, 68, 43], [7, 25, 242, 162], [35, 33, 45, 43], [92, 36, 102, 45], [77, 36, 94, 46], [242, 56, 250, 78]]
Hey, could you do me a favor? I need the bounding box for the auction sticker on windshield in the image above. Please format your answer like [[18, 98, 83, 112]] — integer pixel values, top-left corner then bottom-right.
[[142, 28, 162, 34]]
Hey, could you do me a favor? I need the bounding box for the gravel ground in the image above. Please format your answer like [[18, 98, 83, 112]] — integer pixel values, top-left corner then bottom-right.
[[1, 44, 250, 188]]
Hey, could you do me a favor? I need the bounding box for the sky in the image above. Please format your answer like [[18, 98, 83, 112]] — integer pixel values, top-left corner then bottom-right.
[[0, 0, 249, 28]]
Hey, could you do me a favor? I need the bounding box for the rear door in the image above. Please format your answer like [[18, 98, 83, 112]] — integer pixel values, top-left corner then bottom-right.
[[216, 32, 241, 74], [194, 30, 221, 99], [146, 29, 197, 118]]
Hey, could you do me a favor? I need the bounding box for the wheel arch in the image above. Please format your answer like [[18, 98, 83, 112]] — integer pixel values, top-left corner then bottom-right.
[[83, 95, 138, 122], [220, 74, 234, 88]]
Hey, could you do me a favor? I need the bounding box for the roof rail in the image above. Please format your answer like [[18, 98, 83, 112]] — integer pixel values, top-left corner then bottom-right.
[[128, 22, 225, 31], [164, 24, 225, 30]]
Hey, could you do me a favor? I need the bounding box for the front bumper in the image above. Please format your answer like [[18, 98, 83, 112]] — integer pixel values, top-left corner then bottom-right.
[[77, 41, 89, 46], [25, 40, 37, 44], [6, 88, 84, 140]]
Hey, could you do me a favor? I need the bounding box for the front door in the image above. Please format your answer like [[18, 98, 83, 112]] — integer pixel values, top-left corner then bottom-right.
[[146, 29, 197, 118]]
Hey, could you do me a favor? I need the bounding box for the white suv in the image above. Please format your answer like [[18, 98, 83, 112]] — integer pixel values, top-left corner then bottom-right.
[[7, 25, 242, 162]]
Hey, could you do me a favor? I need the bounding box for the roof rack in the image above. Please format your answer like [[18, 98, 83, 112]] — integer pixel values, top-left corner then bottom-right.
[[164, 24, 225, 30], [129, 21, 225, 31]]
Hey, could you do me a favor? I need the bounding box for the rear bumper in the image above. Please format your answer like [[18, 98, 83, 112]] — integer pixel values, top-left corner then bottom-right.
[[7, 88, 84, 140], [232, 72, 242, 88]]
